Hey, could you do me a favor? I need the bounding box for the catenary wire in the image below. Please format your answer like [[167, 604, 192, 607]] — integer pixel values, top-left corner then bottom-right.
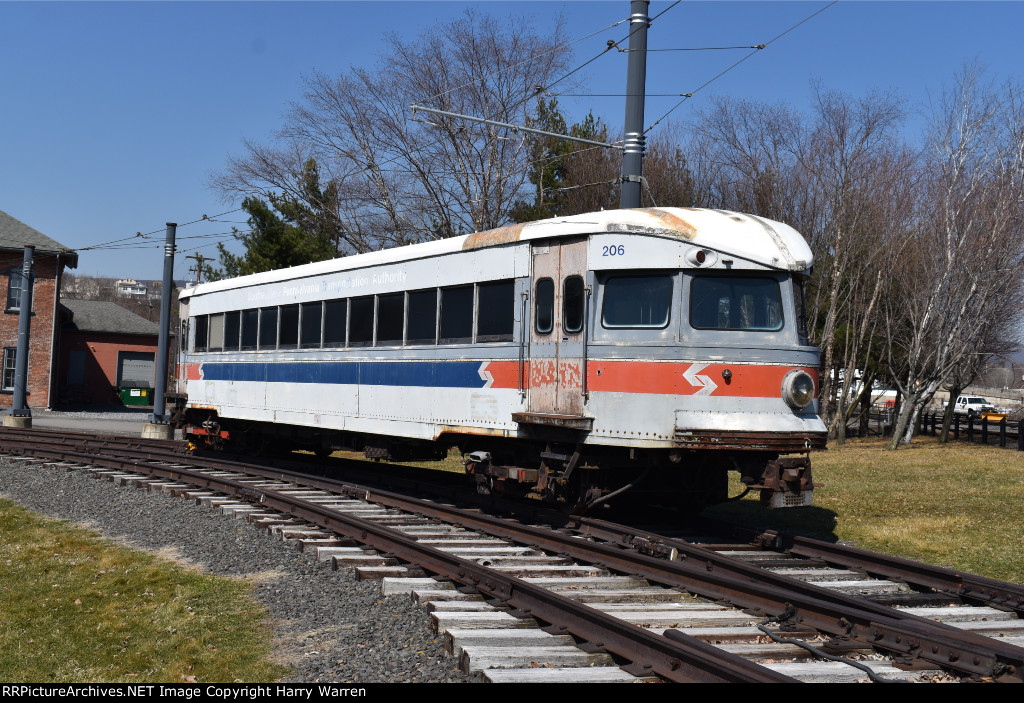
[[642, 0, 838, 135], [418, 16, 631, 107], [76, 208, 246, 252], [543, 0, 681, 96]]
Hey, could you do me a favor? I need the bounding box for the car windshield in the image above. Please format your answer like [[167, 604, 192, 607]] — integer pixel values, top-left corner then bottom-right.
[[970, 397, 989, 404], [689, 275, 783, 331]]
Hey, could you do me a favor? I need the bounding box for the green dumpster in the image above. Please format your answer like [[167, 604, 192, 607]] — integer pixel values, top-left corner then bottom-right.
[[119, 387, 151, 406]]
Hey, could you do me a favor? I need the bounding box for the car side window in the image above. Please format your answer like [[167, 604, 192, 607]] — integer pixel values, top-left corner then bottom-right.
[[535, 278, 554, 334]]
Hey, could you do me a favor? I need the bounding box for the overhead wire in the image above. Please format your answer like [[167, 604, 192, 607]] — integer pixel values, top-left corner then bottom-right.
[[649, 0, 683, 24], [641, 0, 839, 135], [86, 2, 829, 264], [76, 208, 247, 252], [411, 2, 678, 158], [541, 0, 681, 96], [178, 237, 249, 256], [544, 178, 619, 194], [417, 15, 632, 107], [522, 0, 834, 200], [626, 44, 767, 52], [552, 93, 699, 97], [175, 208, 244, 228], [76, 226, 166, 252], [406, 5, 683, 202]]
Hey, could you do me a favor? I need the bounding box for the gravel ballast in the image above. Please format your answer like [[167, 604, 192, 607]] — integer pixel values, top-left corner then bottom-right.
[[0, 456, 474, 683]]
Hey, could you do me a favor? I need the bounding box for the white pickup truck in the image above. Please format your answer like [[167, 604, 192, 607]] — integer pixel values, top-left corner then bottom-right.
[[952, 395, 996, 417]]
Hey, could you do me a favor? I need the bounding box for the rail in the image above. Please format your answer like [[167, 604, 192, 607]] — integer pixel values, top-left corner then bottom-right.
[[4, 427, 1024, 681]]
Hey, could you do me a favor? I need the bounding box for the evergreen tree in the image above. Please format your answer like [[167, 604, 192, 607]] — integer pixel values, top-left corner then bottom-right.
[[509, 98, 573, 223], [212, 194, 336, 280], [509, 100, 617, 222]]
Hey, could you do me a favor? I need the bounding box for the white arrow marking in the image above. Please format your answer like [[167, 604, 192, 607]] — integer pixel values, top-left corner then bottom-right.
[[478, 363, 494, 389], [682, 363, 718, 396]]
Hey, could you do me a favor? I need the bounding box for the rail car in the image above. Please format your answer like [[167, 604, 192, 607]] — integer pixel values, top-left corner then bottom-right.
[[172, 207, 826, 511]]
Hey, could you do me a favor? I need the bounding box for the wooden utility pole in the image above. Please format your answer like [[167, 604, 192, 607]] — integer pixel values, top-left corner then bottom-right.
[[186, 253, 211, 285]]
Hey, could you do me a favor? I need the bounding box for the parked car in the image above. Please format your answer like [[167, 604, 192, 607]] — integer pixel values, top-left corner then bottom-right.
[[952, 396, 996, 418]]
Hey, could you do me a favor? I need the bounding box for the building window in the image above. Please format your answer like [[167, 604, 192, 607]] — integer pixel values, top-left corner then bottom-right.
[[2, 347, 16, 391], [7, 269, 28, 311]]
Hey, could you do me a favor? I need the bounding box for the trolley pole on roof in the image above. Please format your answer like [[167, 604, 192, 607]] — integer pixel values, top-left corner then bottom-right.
[[620, 0, 650, 209], [4, 245, 34, 428], [143, 223, 176, 439]]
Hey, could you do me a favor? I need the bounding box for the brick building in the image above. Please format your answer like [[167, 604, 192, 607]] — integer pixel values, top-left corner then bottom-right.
[[57, 299, 161, 406], [0, 209, 77, 409]]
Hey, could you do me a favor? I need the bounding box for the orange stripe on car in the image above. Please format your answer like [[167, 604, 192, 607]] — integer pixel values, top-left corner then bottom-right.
[[483, 360, 817, 398]]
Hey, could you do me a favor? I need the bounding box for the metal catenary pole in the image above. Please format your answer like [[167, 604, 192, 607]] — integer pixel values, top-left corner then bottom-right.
[[619, 0, 650, 209], [150, 223, 176, 423], [9, 245, 34, 417]]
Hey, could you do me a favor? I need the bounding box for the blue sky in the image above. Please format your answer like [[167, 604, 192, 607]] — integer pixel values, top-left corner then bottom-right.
[[1, 1, 1022, 280]]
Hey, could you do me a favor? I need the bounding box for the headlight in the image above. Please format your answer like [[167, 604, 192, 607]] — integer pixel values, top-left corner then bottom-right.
[[782, 369, 815, 410]]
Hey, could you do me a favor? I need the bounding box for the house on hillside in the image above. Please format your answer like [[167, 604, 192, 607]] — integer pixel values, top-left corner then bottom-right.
[[56, 299, 166, 406], [116, 278, 148, 297], [0, 209, 77, 409]]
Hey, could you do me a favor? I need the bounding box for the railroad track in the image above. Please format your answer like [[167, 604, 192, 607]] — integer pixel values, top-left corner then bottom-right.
[[2, 427, 1023, 683]]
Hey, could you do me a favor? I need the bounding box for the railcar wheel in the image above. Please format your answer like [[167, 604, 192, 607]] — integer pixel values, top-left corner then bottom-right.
[[236, 429, 269, 455]]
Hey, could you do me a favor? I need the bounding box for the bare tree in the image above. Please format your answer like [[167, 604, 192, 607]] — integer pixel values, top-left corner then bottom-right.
[[212, 10, 571, 252], [640, 122, 702, 208], [883, 65, 1024, 448], [690, 97, 808, 225], [797, 87, 911, 438], [687, 92, 910, 434]]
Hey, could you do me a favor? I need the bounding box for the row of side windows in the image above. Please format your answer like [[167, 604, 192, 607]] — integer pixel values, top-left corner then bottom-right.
[[191, 272, 791, 352], [191, 280, 515, 353]]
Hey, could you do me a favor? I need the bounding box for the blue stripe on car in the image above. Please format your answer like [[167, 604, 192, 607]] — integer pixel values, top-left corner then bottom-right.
[[199, 361, 486, 388]]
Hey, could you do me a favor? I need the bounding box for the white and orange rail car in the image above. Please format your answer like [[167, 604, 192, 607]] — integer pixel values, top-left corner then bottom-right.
[[173, 208, 825, 511]]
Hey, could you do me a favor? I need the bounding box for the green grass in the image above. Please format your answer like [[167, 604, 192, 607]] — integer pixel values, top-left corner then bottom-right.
[[0, 499, 289, 683], [704, 437, 1024, 583]]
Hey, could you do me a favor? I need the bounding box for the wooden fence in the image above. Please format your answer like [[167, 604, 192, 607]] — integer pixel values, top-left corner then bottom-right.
[[859, 406, 1024, 449]]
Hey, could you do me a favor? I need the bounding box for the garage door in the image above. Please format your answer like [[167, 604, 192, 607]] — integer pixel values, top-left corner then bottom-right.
[[117, 351, 155, 387]]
